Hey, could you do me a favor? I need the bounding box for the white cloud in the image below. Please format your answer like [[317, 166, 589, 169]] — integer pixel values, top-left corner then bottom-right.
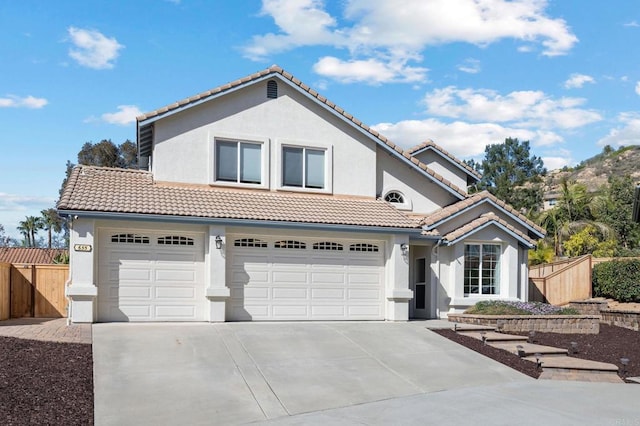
[[312, 56, 427, 84], [0, 95, 48, 109], [457, 58, 481, 74], [100, 105, 143, 126], [244, 0, 578, 82], [564, 73, 595, 89], [597, 112, 640, 147], [0, 193, 54, 212], [635, 81, 640, 96], [422, 86, 602, 129], [624, 21, 639, 27], [371, 119, 563, 159], [542, 156, 571, 170], [67, 27, 124, 69]]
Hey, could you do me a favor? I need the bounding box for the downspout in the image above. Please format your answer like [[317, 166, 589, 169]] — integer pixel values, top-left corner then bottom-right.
[[431, 239, 443, 319]]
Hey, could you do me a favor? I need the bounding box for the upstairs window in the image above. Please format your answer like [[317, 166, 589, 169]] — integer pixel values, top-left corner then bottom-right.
[[282, 146, 325, 189], [215, 139, 262, 184]]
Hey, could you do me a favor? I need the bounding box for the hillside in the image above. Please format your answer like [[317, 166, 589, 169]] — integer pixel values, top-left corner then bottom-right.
[[544, 145, 640, 197]]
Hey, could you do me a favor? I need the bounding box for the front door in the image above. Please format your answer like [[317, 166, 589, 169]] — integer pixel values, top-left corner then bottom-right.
[[412, 257, 429, 318]]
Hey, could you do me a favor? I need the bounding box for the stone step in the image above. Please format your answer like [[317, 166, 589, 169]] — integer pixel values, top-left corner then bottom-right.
[[458, 330, 528, 343], [489, 341, 568, 357], [526, 355, 619, 372], [452, 324, 495, 332]]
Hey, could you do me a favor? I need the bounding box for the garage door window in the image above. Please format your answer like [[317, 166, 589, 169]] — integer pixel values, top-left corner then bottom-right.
[[157, 236, 194, 246], [313, 242, 343, 251], [234, 238, 268, 248], [111, 233, 150, 244], [349, 243, 379, 252], [274, 240, 306, 249]]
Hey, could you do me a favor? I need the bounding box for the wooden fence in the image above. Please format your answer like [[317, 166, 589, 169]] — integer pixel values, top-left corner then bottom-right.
[[0, 263, 69, 319], [529, 255, 592, 305]]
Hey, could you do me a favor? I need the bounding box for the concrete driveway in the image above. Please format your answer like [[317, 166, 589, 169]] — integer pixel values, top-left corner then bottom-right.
[[92, 321, 640, 425]]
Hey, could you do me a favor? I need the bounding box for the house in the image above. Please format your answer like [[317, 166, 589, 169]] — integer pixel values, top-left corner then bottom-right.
[[57, 65, 544, 323]]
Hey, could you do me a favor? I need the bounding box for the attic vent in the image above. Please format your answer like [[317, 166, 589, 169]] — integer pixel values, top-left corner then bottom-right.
[[267, 80, 278, 99]]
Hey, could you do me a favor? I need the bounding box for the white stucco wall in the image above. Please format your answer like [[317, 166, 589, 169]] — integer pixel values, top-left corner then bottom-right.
[[412, 150, 470, 191], [433, 226, 525, 318], [376, 149, 460, 215], [151, 80, 377, 197]]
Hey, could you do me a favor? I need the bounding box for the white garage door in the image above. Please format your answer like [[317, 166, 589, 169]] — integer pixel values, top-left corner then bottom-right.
[[97, 229, 206, 322], [228, 235, 385, 321]]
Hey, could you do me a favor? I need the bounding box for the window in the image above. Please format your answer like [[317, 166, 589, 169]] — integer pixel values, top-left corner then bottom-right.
[[464, 244, 501, 295], [312, 242, 343, 251], [349, 243, 379, 252], [234, 238, 268, 248], [111, 234, 149, 244], [282, 146, 325, 189], [157, 236, 194, 246], [215, 139, 262, 184], [274, 240, 306, 249], [384, 192, 405, 204]]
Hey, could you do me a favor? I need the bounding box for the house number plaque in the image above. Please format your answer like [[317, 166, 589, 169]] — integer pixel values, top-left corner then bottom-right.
[[74, 244, 92, 252]]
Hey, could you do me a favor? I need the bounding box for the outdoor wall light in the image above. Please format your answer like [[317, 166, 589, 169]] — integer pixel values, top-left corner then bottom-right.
[[535, 352, 542, 370], [400, 243, 409, 255], [516, 345, 525, 358], [620, 358, 630, 378], [215, 235, 223, 250]]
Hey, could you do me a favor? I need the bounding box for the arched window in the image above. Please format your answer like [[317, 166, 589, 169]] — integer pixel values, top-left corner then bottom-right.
[[384, 191, 405, 204]]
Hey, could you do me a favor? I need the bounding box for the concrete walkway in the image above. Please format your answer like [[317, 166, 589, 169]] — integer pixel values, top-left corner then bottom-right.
[[0, 317, 91, 344]]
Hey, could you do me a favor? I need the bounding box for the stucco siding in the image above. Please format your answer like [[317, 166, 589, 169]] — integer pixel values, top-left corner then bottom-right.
[[412, 150, 469, 190], [151, 80, 377, 197]]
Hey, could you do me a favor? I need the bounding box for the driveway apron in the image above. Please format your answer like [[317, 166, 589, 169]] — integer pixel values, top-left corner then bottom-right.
[[92, 321, 529, 425]]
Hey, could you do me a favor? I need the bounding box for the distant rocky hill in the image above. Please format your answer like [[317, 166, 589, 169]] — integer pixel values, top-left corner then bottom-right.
[[544, 145, 640, 198]]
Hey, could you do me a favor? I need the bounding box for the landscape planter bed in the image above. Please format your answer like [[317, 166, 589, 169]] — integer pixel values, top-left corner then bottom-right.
[[447, 313, 600, 334]]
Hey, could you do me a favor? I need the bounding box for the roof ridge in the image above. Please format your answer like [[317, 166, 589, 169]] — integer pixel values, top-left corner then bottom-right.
[[407, 139, 482, 180], [442, 213, 536, 246]]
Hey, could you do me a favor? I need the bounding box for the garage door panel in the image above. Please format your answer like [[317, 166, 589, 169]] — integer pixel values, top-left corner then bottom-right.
[[272, 287, 307, 299], [347, 288, 381, 300], [232, 269, 269, 283], [243, 287, 269, 299], [311, 305, 346, 316], [154, 269, 197, 282], [311, 288, 345, 299], [348, 305, 382, 316], [311, 272, 345, 284], [272, 305, 308, 317], [98, 229, 205, 322], [272, 271, 308, 283], [348, 273, 381, 285]]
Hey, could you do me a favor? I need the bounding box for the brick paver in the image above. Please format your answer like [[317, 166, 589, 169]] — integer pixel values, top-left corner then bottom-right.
[[0, 318, 91, 344]]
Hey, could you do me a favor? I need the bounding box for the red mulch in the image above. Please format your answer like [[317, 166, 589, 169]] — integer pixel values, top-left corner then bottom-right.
[[0, 337, 93, 425], [433, 324, 640, 382]]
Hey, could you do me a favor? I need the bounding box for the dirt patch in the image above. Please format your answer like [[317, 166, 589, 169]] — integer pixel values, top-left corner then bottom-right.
[[433, 324, 640, 382], [0, 337, 93, 425]]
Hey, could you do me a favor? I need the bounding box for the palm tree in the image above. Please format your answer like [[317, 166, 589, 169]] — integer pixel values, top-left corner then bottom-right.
[[18, 215, 43, 247], [40, 208, 64, 248]]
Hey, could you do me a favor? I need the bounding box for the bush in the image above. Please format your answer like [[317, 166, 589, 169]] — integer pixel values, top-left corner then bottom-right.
[[464, 300, 579, 315], [593, 259, 640, 302]]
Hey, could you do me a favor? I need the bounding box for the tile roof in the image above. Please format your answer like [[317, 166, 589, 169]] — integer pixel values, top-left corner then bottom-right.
[[0, 248, 67, 265], [407, 139, 482, 180], [441, 213, 536, 247], [57, 166, 420, 230], [420, 190, 545, 236], [137, 65, 468, 199]]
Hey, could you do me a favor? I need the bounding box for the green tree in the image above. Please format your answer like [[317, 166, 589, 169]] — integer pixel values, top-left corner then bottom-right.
[[592, 175, 640, 250], [40, 208, 65, 249], [17, 215, 43, 247], [477, 138, 546, 214]]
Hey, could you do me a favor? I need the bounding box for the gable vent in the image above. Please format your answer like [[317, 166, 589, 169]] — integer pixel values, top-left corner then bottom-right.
[[267, 80, 278, 99]]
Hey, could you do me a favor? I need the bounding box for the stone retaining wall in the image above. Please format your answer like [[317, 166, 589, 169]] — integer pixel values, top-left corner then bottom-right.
[[569, 300, 608, 316], [600, 310, 640, 331], [447, 314, 600, 334]]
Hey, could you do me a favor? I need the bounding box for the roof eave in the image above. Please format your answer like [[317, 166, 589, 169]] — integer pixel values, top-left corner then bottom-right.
[[441, 221, 536, 249], [410, 145, 481, 183]]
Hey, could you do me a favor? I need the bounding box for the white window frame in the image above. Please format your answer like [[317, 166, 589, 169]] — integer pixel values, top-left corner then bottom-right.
[[210, 135, 269, 189], [382, 189, 412, 211], [275, 140, 332, 194], [463, 243, 502, 296]]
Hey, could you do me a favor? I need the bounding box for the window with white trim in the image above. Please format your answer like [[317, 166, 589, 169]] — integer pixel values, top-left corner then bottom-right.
[[464, 244, 501, 295], [215, 139, 262, 184], [384, 191, 405, 204], [157, 236, 194, 246], [234, 238, 268, 248], [349, 243, 379, 252], [312, 242, 343, 251], [111, 234, 150, 244], [274, 240, 306, 249], [282, 146, 325, 189]]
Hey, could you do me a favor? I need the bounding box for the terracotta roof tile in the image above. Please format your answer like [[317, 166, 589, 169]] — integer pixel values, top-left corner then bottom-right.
[[57, 166, 419, 230], [407, 139, 482, 180], [420, 190, 545, 235], [0, 248, 67, 264], [441, 213, 536, 246], [136, 65, 468, 199]]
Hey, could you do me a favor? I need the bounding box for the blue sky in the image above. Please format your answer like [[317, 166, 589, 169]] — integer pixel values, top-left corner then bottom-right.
[[1, 0, 639, 240]]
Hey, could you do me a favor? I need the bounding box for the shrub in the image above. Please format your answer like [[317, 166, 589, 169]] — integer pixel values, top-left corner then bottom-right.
[[593, 259, 640, 302], [464, 300, 579, 315]]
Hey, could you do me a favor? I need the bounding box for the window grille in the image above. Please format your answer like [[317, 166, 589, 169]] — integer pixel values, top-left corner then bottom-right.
[[234, 238, 268, 248], [267, 80, 278, 99], [111, 234, 150, 244], [274, 240, 306, 249], [312, 242, 343, 251], [349, 243, 379, 252], [157, 236, 194, 246]]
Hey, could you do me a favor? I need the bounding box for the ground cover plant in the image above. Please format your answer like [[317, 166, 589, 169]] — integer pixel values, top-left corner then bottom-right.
[[464, 300, 579, 315], [0, 337, 93, 425]]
